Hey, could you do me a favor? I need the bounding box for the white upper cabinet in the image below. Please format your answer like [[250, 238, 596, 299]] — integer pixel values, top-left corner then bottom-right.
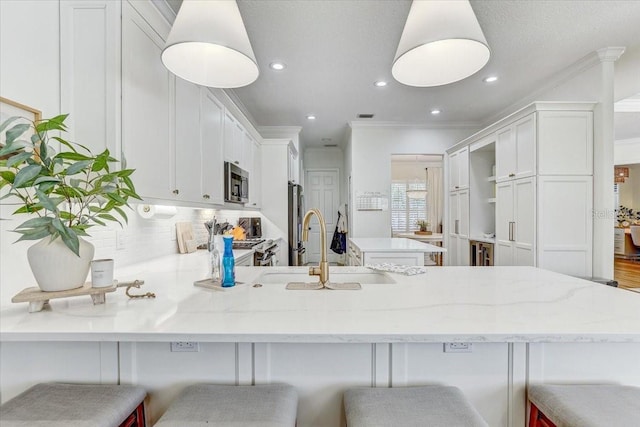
[[247, 139, 262, 208], [496, 114, 536, 182], [448, 146, 469, 191], [537, 111, 593, 175], [200, 89, 225, 205], [224, 112, 252, 170], [60, 0, 119, 157], [174, 78, 202, 203], [121, 1, 174, 201]]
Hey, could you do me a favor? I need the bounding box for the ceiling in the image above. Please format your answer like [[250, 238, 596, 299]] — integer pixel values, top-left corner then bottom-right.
[[168, 1, 640, 148]]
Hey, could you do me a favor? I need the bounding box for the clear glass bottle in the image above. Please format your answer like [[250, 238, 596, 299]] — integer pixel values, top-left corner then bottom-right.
[[209, 233, 221, 282], [221, 236, 235, 287]]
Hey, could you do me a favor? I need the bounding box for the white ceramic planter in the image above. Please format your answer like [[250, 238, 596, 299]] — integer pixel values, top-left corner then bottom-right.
[[27, 237, 95, 292]]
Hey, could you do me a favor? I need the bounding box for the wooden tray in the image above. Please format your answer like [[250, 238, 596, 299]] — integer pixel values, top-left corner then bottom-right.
[[414, 231, 432, 235], [12, 280, 146, 313], [194, 278, 247, 291]]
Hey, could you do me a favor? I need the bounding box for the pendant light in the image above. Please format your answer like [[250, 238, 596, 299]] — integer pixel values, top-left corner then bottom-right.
[[406, 166, 428, 199], [392, 0, 490, 87], [161, 0, 259, 88]]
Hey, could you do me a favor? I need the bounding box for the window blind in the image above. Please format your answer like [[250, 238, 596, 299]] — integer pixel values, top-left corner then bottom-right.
[[391, 181, 427, 233]]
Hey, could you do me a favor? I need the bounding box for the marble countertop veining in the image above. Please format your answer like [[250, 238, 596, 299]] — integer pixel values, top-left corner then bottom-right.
[[1, 251, 639, 343]]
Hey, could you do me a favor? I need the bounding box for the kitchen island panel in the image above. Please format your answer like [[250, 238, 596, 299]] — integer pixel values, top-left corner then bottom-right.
[[0, 341, 117, 402], [392, 342, 511, 427]]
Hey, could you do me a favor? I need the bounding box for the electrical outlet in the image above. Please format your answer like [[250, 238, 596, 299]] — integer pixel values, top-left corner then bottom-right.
[[115, 231, 125, 250], [171, 342, 199, 352], [443, 342, 473, 353]]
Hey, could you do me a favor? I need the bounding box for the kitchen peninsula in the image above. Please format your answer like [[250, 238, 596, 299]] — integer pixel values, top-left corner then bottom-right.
[[1, 252, 639, 426]]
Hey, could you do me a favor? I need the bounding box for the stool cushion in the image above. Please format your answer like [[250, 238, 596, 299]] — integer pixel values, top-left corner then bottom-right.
[[0, 383, 146, 427], [154, 384, 297, 427], [529, 384, 640, 427], [344, 385, 488, 427]]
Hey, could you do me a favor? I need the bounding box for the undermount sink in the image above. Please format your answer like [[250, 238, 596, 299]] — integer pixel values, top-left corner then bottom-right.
[[256, 271, 396, 285]]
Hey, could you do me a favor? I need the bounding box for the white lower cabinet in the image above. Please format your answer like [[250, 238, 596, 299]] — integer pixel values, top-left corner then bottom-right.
[[495, 177, 535, 266]]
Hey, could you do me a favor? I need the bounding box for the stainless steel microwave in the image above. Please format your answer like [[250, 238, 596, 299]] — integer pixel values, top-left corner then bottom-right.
[[224, 162, 249, 204]]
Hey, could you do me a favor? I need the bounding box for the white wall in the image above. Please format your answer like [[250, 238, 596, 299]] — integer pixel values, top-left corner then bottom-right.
[[349, 126, 475, 237], [615, 138, 640, 164]]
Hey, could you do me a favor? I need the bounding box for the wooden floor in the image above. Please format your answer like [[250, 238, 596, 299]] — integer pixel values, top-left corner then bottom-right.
[[614, 257, 640, 289]]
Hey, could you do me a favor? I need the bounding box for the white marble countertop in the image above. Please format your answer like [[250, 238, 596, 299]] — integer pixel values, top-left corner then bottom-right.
[[2, 252, 639, 343], [350, 237, 446, 253]]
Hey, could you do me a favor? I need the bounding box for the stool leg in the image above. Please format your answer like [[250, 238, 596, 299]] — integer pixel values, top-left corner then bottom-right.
[[119, 401, 146, 427], [529, 402, 557, 427]]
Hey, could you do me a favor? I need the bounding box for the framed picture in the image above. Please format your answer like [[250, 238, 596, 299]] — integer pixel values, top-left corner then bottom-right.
[[0, 96, 42, 160]]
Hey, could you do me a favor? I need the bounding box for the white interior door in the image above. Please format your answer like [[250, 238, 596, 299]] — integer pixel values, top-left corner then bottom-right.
[[305, 169, 340, 264]]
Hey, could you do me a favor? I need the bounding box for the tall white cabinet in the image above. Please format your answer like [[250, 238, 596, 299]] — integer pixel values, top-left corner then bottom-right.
[[446, 102, 595, 277], [447, 146, 470, 266]]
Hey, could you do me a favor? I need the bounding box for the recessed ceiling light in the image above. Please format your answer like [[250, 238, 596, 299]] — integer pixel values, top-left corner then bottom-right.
[[269, 62, 286, 71], [374, 80, 388, 87], [306, 115, 316, 120], [431, 109, 441, 115], [483, 76, 498, 83]]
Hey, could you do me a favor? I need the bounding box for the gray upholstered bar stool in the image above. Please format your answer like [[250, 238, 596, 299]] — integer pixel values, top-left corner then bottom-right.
[[0, 383, 147, 427], [528, 384, 640, 427], [154, 384, 298, 427], [344, 385, 488, 427]]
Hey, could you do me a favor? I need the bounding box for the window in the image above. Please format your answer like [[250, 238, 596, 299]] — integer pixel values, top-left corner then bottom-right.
[[391, 180, 427, 233]]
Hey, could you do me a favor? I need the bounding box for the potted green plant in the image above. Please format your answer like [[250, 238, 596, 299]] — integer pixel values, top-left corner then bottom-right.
[[415, 219, 431, 235], [0, 114, 140, 291]]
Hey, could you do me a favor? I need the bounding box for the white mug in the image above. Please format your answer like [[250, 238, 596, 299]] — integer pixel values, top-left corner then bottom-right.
[[91, 259, 114, 288]]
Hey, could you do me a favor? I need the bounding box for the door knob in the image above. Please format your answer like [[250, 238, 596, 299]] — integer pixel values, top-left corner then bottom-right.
[[173, 189, 179, 195]]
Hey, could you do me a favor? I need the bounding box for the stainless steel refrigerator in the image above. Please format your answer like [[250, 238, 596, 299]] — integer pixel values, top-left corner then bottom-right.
[[288, 183, 305, 266]]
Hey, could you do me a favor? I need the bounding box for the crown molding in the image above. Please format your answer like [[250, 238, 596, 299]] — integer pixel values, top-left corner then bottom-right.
[[258, 126, 303, 137], [348, 121, 481, 130], [483, 48, 622, 126]]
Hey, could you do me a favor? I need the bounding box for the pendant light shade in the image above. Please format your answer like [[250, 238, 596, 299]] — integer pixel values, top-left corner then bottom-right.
[[162, 0, 259, 88], [392, 0, 490, 87]]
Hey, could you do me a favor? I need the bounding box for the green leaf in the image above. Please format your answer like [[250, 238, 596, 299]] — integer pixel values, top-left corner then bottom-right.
[[70, 226, 90, 237], [35, 114, 68, 133], [5, 123, 31, 144], [13, 205, 42, 214], [33, 176, 60, 185], [122, 188, 142, 200], [69, 178, 82, 188], [51, 136, 77, 153], [97, 213, 118, 222], [106, 192, 127, 204], [0, 116, 21, 134], [13, 164, 42, 188], [117, 169, 135, 178], [0, 142, 25, 158], [113, 206, 128, 224], [14, 227, 51, 242], [37, 181, 57, 192], [55, 152, 92, 161], [15, 217, 53, 229], [35, 189, 58, 211], [5, 151, 33, 168], [0, 170, 16, 184], [65, 160, 92, 175], [39, 140, 48, 161], [51, 217, 80, 256]]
